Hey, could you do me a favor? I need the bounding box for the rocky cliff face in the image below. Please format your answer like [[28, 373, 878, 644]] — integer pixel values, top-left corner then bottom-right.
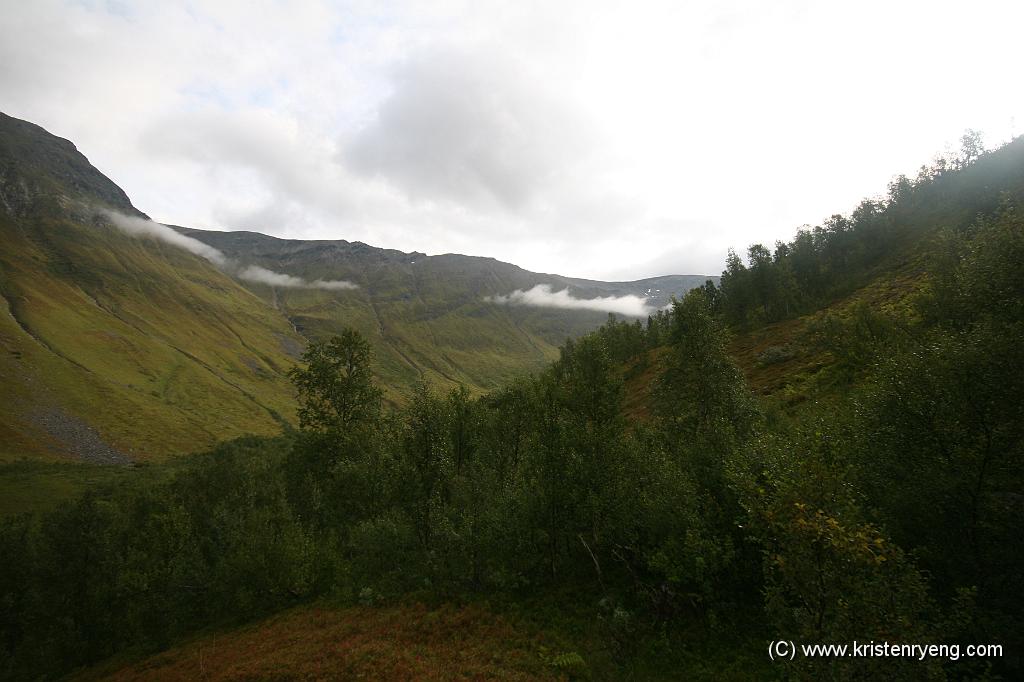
[[0, 113, 142, 217]]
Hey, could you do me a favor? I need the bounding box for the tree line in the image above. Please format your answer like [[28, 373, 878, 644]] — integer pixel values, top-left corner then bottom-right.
[[1, 135, 1022, 680], [719, 131, 1024, 328]]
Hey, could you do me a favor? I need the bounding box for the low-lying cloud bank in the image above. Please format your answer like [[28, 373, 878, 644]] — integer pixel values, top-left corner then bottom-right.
[[487, 284, 656, 317], [100, 210, 357, 292], [102, 209, 229, 267], [237, 265, 357, 290]]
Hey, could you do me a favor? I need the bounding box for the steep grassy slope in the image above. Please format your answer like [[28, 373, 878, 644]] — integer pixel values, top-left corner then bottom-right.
[[180, 227, 712, 396], [0, 112, 712, 466], [0, 210, 303, 462], [620, 240, 934, 423], [622, 136, 1024, 421], [1, 113, 310, 463], [725, 254, 926, 403]]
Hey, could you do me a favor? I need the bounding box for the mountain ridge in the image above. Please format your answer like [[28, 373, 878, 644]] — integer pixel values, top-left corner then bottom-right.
[[0, 112, 713, 463], [172, 223, 712, 310]]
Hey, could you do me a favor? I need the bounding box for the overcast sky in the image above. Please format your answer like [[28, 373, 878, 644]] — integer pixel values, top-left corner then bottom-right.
[[2, 1, 1021, 280]]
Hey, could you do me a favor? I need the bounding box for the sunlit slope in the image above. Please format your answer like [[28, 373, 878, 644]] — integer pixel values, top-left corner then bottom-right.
[[0, 112, 301, 461], [0, 211, 303, 462], [211, 249, 603, 396], [179, 227, 712, 394], [0, 111, 713, 463]]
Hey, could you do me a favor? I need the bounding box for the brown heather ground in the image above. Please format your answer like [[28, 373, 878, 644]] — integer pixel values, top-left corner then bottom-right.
[[75, 603, 561, 681]]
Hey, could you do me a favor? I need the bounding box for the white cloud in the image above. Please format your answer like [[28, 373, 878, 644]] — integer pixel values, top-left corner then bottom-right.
[[345, 47, 590, 212], [236, 265, 306, 288], [4, 1, 1024, 279], [101, 210, 357, 291], [488, 284, 656, 317], [237, 265, 357, 291], [101, 209, 228, 266], [309, 278, 359, 291]]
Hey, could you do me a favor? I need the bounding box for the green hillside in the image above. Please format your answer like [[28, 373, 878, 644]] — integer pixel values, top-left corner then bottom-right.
[[177, 226, 710, 397], [0, 202, 302, 463], [0, 112, 711, 465], [1, 129, 1021, 681]]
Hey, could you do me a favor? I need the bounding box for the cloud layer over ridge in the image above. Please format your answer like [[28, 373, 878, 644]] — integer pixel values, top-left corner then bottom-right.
[[487, 284, 657, 317], [101, 210, 357, 291], [4, 1, 1022, 278]]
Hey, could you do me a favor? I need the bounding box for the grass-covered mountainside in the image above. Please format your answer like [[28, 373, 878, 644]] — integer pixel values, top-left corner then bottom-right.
[[0, 112, 711, 465], [176, 224, 708, 401], [2, 130, 1020, 680]]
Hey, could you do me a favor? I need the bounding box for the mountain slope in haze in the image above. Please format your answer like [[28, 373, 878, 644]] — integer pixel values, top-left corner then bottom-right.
[[0, 186, 304, 461], [176, 225, 712, 396], [0, 112, 713, 463], [621, 133, 1024, 422]]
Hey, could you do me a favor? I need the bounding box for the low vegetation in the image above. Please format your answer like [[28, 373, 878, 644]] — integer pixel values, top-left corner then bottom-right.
[[1, 135, 1021, 680], [73, 603, 560, 681]]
